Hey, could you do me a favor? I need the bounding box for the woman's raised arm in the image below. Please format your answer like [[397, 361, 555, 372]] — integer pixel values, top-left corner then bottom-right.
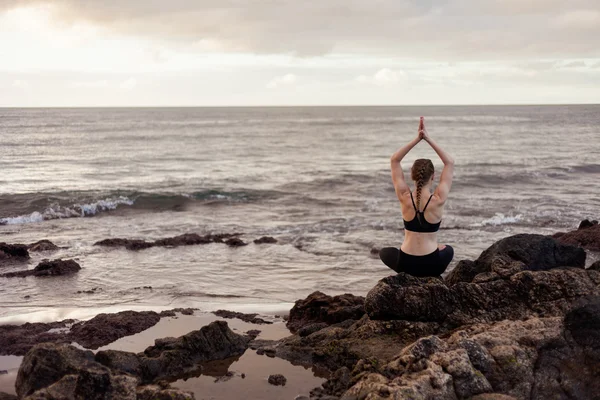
[[420, 119, 454, 202], [390, 134, 421, 198]]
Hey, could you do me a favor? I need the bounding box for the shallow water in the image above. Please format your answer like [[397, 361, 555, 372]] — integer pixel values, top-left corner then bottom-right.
[[1, 106, 599, 320]]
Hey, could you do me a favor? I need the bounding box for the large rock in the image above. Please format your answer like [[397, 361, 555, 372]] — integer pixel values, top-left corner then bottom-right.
[[286, 291, 365, 333], [446, 234, 585, 285], [365, 268, 600, 325], [0, 259, 81, 278], [0, 320, 73, 356], [97, 321, 249, 382], [16, 343, 138, 399], [341, 299, 600, 400], [69, 311, 161, 350], [553, 220, 600, 251]]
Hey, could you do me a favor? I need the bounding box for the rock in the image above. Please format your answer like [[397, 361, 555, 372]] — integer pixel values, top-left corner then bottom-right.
[[268, 374, 287, 386], [69, 311, 161, 349], [0, 320, 73, 356], [366, 268, 600, 325], [0, 370, 6, 375], [94, 233, 243, 251], [16, 343, 138, 399], [554, 221, 600, 251], [139, 321, 249, 381], [159, 308, 196, 317], [28, 240, 59, 252], [0, 259, 81, 278], [95, 350, 143, 377], [253, 236, 278, 244], [246, 329, 261, 339], [136, 385, 195, 400], [0, 392, 17, 400], [563, 297, 600, 348], [0, 242, 29, 260], [287, 291, 365, 333], [154, 233, 211, 247], [225, 237, 247, 247], [445, 234, 585, 285], [212, 310, 272, 325], [298, 322, 329, 337]]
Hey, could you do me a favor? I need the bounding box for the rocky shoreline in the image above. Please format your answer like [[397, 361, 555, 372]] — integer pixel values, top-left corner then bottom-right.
[[1, 222, 600, 399]]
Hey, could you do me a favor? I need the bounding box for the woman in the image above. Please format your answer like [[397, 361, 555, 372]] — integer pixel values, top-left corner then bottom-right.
[[379, 117, 455, 277]]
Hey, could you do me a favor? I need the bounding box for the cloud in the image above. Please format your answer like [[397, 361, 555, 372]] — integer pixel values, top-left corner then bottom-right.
[[266, 73, 296, 89], [12, 79, 29, 88], [69, 79, 108, 88], [356, 68, 406, 86], [0, 0, 599, 59]]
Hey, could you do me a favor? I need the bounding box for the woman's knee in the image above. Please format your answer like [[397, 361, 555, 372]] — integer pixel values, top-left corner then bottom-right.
[[440, 245, 454, 262], [379, 247, 399, 267]]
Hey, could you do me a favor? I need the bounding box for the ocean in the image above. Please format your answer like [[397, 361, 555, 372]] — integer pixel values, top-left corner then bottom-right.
[[1, 105, 599, 322]]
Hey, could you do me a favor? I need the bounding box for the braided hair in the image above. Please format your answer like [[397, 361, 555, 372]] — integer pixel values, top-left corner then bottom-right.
[[411, 159, 435, 215]]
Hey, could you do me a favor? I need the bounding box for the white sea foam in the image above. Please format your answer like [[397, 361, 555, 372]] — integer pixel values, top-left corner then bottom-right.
[[0, 196, 134, 225], [475, 213, 523, 227]]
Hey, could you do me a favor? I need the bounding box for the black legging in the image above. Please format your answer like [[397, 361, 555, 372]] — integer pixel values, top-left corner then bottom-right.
[[379, 246, 454, 277]]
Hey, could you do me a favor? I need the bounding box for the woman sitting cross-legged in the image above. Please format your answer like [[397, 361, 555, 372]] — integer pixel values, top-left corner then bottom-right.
[[379, 117, 455, 277]]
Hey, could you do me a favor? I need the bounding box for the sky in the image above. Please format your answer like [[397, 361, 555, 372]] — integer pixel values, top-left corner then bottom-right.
[[0, 0, 599, 106]]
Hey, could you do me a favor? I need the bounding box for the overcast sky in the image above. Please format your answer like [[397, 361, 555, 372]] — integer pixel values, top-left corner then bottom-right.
[[1, 0, 599, 106]]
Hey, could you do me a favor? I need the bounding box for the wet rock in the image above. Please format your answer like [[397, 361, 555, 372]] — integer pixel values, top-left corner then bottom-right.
[[159, 308, 195, 317], [366, 268, 600, 325], [0, 392, 17, 400], [253, 236, 278, 244], [563, 297, 600, 348], [0, 242, 29, 260], [0, 259, 81, 278], [212, 310, 272, 324], [0, 370, 6, 375], [16, 343, 138, 399], [287, 291, 365, 333], [69, 311, 161, 350], [268, 374, 287, 386], [28, 240, 59, 252], [246, 329, 261, 339], [0, 320, 73, 356], [136, 385, 195, 400], [445, 234, 585, 285], [139, 321, 249, 381], [94, 238, 155, 250], [554, 221, 600, 251], [225, 237, 247, 247], [154, 233, 211, 247]]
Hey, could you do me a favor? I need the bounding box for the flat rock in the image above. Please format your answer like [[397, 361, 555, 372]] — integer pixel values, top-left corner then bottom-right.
[[0, 259, 81, 278], [94, 233, 242, 251], [212, 310, 272, 325], [225, 237, 247, 247], [287, 291, 365, 333], [445, 234, 585, 285], [69, 310, 161, 350]]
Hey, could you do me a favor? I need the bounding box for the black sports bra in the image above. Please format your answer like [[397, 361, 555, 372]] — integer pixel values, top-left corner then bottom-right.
[[403, 192, 441, 233]]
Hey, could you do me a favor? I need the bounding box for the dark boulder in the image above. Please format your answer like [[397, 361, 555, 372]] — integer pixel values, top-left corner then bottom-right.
[[253, 236, 278, 244], [28, 240, 59, 252], [0, 243, 29, 260], [0, 259, 81, 278], [69, 311, 161, 350], [15, 343, 137, 399], [589, 261, 600, 271], [445, 234, 585, 285], [553, 221, 600, 251], [212, 310, 272, 325], [286, 291, 365, 333], [564, 297, 600, 348], [0, 320, 73, 356], [366, 269, 600, 325]]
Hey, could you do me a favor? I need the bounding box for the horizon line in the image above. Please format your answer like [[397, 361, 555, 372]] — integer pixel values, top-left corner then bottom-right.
[[1, 103, 599, 109]]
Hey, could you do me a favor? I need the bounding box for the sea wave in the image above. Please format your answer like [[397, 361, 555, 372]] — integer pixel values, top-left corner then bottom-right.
[[0, 196, 134, 225], [473, 213, 524, 227]]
